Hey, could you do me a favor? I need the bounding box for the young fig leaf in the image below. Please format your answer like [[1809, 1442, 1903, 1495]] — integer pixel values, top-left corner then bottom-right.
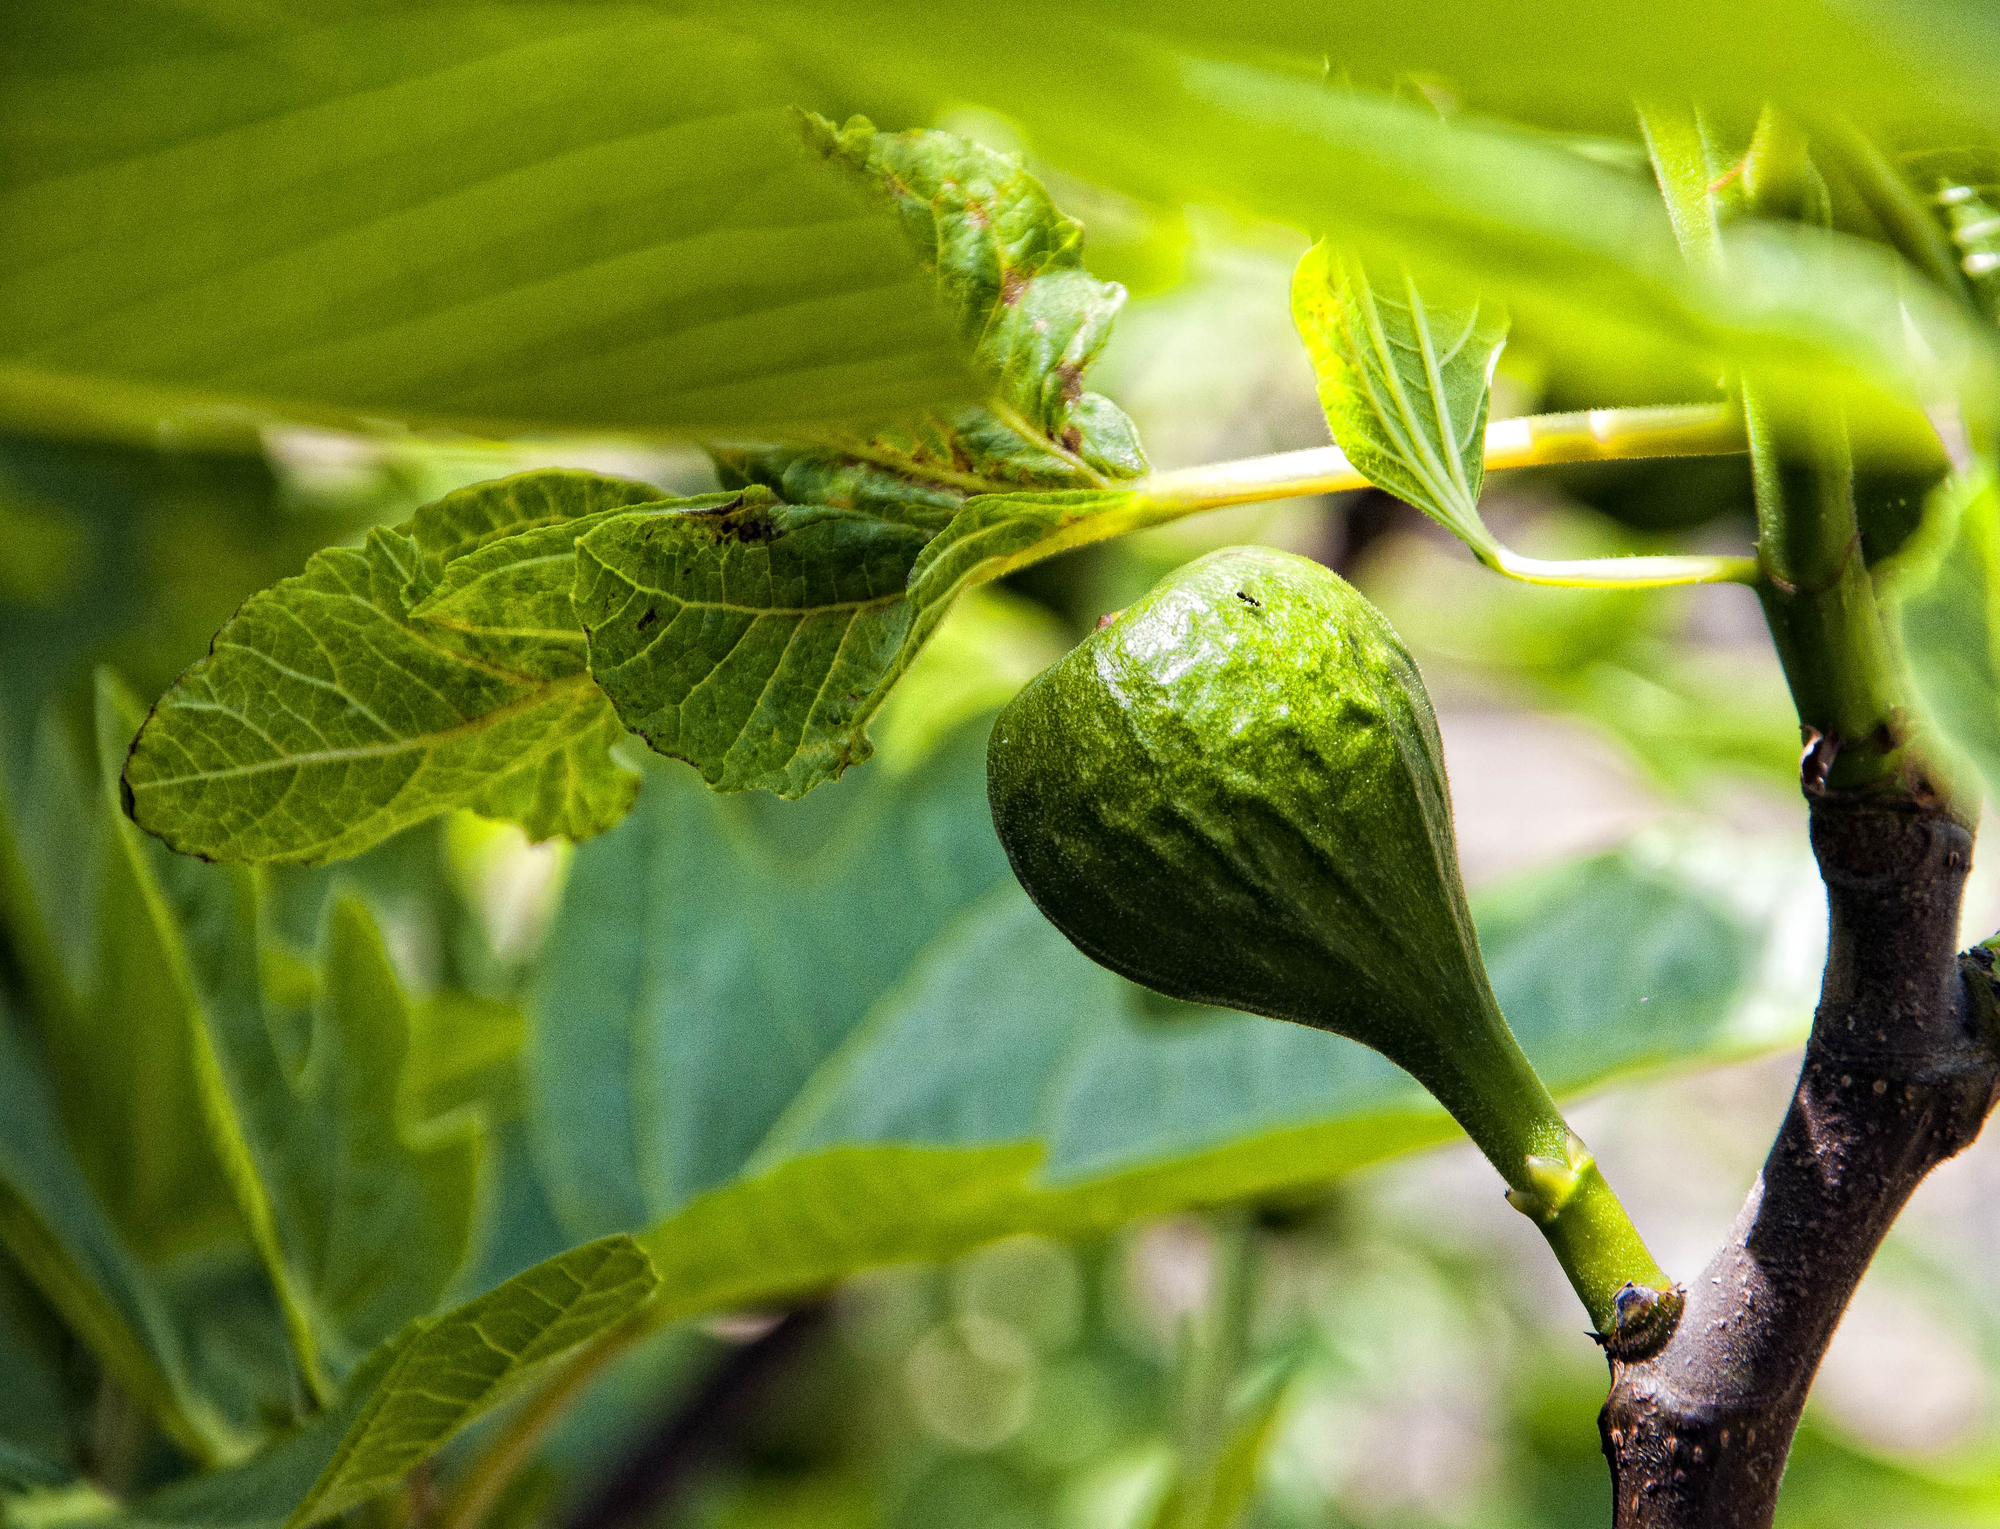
[[986, 547, 1673, 1339], [1292, 241, 1508, 557]]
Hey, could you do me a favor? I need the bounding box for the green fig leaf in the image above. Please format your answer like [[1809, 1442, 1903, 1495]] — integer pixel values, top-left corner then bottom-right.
[[0, 994, 231, 1465], [101, 676, 482, 1397], [1894, 467, 2000, 805], [0, 15, 981, 443], [117, 1237, 658, 1529], [573, 484, 1182, 799], [573, 495, 935, 798], [122, 471, 656, 864], [529, 701, 1771, 1329], [1293, 241, 1509, 556], [719, 115, 1148, 525]]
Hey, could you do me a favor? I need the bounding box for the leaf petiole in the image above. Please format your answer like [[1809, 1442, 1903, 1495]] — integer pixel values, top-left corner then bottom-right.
[[1140, 403, 1755, 587]]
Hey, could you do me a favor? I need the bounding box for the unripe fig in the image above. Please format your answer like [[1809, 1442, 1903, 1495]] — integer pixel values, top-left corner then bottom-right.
[[988, 546, 1676, 1346]]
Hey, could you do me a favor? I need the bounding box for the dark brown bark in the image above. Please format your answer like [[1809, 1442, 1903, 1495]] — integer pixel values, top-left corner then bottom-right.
[[1598, 795, 2000, 1527]]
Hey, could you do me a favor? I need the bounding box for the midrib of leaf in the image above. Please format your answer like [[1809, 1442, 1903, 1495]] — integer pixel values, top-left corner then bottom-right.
[[1351, 271, 1481, 537], [128, 671, 600, 792], [1405, 269, 1485, 504]]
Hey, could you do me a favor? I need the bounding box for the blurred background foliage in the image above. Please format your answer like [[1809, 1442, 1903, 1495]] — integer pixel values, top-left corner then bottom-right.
[[7, 3, 2000, 1528]]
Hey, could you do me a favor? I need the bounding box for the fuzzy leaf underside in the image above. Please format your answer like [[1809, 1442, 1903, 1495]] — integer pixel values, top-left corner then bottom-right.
[[122, 472, 656, 864], [1292, 241, 1508, 551]]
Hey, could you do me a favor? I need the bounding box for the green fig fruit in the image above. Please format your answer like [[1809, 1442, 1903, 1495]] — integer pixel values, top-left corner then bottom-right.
[[987, 546, 1676, 1346]]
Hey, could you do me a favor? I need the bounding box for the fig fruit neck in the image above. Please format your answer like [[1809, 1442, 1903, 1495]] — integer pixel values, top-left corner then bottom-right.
[[1401, 984, 1675, 1342]]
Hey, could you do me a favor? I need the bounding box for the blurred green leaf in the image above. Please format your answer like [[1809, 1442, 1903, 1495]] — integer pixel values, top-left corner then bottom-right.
[[1293, 243, 1508, 554], [117, 1237, 658, 1529], [1896, 468, 2000, 807], [102, 676, 482, 1396], [1148, 1361, 1296, 1529], [1363, 507, 1800, 792], [531, 711, 1769, 1324], [724, 19, 1991, 458], [867, 586, 1068, 776], [123, 472, 657, 864], [0, 1253, 83, 1489], [0, 13, 978, 443], [0, 994, 231, 1464]]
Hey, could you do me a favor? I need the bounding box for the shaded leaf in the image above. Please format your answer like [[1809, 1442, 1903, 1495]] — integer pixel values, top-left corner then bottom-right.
[[0, 1252, 83, 1488], [0, 15, 977, 442], [0, 995, 230, 1464], [101, 677, 481, 1396], [1292, 242, 1508, 555], [1895, 468, 2000, 805], [528, 722, 1013, 1232], [120, 1237, 658, 1529], [123, 471, 654, 864], [531, 711, 1778, 1324]]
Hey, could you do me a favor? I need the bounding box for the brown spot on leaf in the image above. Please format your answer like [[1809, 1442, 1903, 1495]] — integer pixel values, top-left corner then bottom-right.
[[690, 495, 783, 545], [1000, 266, 1030, 306], [1055, 362, 1084, 403]]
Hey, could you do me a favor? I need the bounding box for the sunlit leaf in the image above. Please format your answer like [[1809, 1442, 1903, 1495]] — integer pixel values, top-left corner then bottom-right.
[[1292, 242, 1508, 554], [0, 14, 977, 442], [720, 18, 1994, 456]]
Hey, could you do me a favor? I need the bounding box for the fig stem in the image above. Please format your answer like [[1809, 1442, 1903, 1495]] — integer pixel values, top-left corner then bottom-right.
[[1410, 989, 1675, 1342], [1141, 403, 1745, 509], [1141, 404, 1759, 588]]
